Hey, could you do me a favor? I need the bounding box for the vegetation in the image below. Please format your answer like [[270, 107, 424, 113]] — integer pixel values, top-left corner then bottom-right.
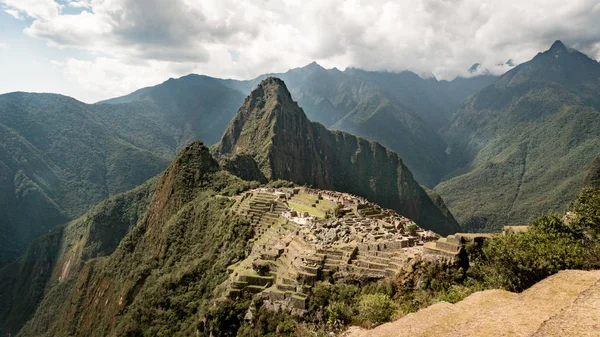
[[0, 75, 245, 264], [0, 180, 155, 336], [0, 93, 169, 264], [584, 153, 600, 187], [437, 41, 600, 232]]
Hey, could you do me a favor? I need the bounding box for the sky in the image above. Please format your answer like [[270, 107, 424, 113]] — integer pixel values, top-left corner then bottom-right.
[[1, 0, 600, 103]]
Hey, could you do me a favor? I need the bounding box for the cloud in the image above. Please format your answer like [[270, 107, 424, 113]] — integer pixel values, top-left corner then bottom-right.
[[4, 8, 23, 19], [0, 42, 6, 49], [3, 0, 600, 102], [1, 0, 60, 20], [67, 0, 90, 8]]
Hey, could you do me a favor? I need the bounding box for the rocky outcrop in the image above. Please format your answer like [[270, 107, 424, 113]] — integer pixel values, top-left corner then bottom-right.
[[344, 270, 600, 337], [214, 78, 459, 235]]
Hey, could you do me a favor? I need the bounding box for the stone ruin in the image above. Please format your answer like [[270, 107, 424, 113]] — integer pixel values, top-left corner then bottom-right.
[[226, 187, 440, 311]]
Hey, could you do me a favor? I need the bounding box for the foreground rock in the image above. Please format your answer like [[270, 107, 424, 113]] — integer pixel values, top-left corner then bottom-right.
[[343, 270, 600, 337]]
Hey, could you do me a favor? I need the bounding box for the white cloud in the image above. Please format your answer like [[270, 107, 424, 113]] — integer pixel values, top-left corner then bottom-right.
[[0, 42, 6, 49], [67, 0, 90, 8], [1, 0, 61, 20], [4, 9, 23, 19], [3, 0, 600, 102]]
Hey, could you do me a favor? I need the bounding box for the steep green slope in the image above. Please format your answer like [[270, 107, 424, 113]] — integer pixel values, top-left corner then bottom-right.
[[0, 179, 155, 336], [11, 142, 255, 337], [330, 80, 448, 187], [0, 93, 169, 264], [437, 41, 600, 231], [584, 153, 600, 187], [98, 74, 246, 147], [214, 77, 459, 235]]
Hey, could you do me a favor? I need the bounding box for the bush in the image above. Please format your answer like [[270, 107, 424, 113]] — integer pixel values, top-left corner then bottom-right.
[[481, 213, 596, 292], [326, 301, 354, 326], [355, 294, 398, 328]]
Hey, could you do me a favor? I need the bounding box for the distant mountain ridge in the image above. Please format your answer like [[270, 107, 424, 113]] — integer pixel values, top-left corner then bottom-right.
[[0, 92, 169, 264], [98, 74, 246, 146], [216, 63, 496, 186], [436, 40, 600, 231], [214, 77, 460, 235]]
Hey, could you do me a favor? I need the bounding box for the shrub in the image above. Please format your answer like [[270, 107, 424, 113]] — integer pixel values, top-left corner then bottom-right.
[[326, 301, 354, 326], [355, 293, 398, 328], [481, 214, 594, 291]]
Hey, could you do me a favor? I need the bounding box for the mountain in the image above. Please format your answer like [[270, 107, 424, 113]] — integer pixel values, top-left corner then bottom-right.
[[584, 153, 600, 187], [0, 178, 155, 336], [0, 76, 245, 264], [98, 74, 246, 147], [0, 93, 169, 264], [0, 63, 491, 264], [214, 77, 459, 235], [342, 68, 497, 131], [1, 141, 258, 337], [221, 64, 495, 187], [436, 41, 600, 231]]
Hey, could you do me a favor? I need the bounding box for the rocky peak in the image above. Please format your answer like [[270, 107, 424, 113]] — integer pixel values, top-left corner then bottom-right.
[[548, 40, 568, 54], [150, 141, 219, 222], [214, 77, 310, 161]]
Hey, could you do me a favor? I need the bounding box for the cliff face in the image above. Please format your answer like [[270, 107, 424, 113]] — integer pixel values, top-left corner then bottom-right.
[[215, 77, 459, 235]]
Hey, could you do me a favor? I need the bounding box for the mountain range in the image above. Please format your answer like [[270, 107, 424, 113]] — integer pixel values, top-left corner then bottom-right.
[[0, 62, 491, 264], [0, 77, 457, 335], [438, 40, 600, 231], [1, 40, 599, 260]]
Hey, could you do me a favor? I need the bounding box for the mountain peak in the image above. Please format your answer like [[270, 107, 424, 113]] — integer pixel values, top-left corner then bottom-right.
[[252, 77, 297, 113], [214, 77, 308, 163], [301, 61, 324, 70], [215, 81, 460, 235], [258, 76, 288, 91], [549, 40, 568, 53]]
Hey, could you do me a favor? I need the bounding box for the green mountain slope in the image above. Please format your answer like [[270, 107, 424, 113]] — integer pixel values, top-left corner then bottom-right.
[[214, 77, 459, 235], [98, 74, 246, 147], [585, 153, 600, 187], [6, 142, 255, 337], [343, 68, 497, 131], [436, 41, 600, 231], [0, 93, 169, 264], [0, 179, 155, 336]]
